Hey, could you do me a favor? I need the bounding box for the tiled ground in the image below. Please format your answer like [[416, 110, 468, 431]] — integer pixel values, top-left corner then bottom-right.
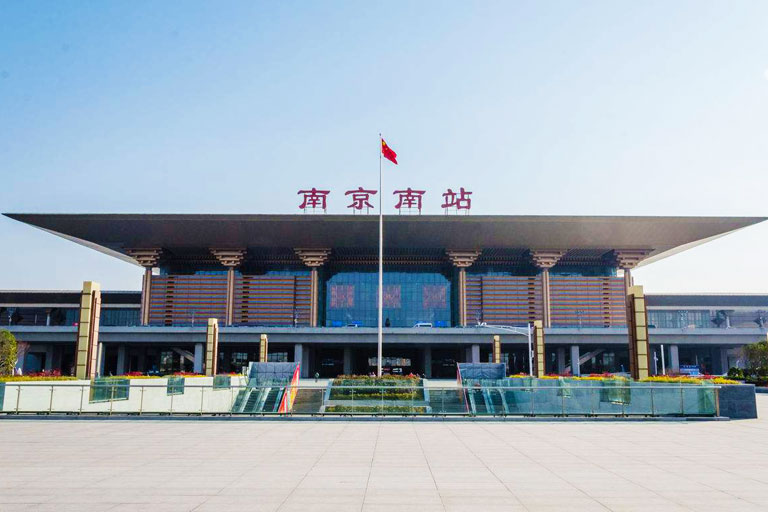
[[1, 396, 767, 511]]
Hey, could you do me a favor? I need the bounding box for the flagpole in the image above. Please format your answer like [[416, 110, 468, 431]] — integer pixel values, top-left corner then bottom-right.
[[377, 133, 383, 378]]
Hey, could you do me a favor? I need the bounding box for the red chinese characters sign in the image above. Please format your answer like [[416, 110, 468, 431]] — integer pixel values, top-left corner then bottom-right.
[[298, 188, 330, 211], [297, 187, 472, 213], [392, 188, 426, 212], [345, 187, 377, 212]]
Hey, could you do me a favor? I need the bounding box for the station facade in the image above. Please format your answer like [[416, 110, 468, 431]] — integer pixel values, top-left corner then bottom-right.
[[3, 213, 767, 379]]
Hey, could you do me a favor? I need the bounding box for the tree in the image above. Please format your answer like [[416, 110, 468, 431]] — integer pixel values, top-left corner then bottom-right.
[[0, 329, 18, 376], [744, 340, 768, 378]]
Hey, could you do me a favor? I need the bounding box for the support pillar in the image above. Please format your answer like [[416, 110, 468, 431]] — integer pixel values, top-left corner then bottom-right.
[[301, 345, 310, 378], [116, 345, 127, 375], [211, 249, 247, 326], [75, 281, 102, 380], [423, 345, 432, 378], [471, 344, 480, 363], [669, 345, 680, 374], [532, 320, 546, 378], [259, 334, 269, 363], [343, 346, 352, 375], [530, 250, 566, 328], [626, 285, 651, 380], [204, 318, 219, 376], [295, 249, 331, 327], [557, 347, 566, 375], [570, 345, 581, 376], [294, 343, 304, 376], [613, 250, 651, 298], [194, 343, 204, 374], [126, 249, 162, 326], [492, 335, 501, 364], [446, 251, 481, 327], [717, 347, 729, 375]]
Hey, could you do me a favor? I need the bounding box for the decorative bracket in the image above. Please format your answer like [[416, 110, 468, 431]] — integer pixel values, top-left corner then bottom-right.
[[446, 250, 481, 268], [613, 249, 651, 270], [529, 250, 567, 269], [126, 248, 162, 268], [295, 248, 331, 267], [210, 248, 247, 268]]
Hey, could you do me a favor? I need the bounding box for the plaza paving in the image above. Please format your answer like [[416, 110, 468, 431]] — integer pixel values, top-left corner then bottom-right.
[[1, 396, 767, 511]]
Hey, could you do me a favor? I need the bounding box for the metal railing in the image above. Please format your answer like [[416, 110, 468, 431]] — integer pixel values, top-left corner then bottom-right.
[[0, 382, 721, 417]]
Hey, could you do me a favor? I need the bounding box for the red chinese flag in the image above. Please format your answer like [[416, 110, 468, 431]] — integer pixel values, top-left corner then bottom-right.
[[381, 138, 398, 165]]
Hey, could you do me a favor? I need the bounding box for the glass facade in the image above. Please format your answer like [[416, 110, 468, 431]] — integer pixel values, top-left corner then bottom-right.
[[324, 268, 452, 327], [648, 310, 712, 329]]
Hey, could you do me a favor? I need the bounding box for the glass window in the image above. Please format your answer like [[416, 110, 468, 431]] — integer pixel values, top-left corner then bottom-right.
[[324, 269, 451, 327], [267, 352, 289, 363], [101, 308, 140, 326], [648, 310, 711, 328]]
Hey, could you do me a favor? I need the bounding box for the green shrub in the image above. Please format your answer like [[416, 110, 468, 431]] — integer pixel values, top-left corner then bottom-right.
[[0, 330, 17, 377]]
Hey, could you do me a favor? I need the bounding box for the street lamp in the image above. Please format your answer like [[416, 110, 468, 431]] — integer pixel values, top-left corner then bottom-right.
[[476, 322, 534, 376]]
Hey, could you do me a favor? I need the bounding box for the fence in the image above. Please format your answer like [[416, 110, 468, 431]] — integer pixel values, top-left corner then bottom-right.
[[0, 382, 721, 417]]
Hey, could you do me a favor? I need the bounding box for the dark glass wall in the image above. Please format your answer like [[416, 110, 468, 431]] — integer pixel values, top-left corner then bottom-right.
[[324, 267, 452, 327]]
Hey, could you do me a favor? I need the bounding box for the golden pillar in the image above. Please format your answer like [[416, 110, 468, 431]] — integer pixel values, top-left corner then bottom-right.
[[204, 318, 219, 376], [627, 285, 650, 380], [530, 250, 566, 328], [259, 334, 269, 363], [210, 249, 247, 326], [532, 320, 546, 378], [492, 335, 501, 364], [295, 249, 331, 327], [446, 250, 481, 327], [75, 281, 101, 380]]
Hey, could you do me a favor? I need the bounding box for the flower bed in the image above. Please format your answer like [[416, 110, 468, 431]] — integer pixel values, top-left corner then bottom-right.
[[325, 405, 428, 414], [330, 375, 423, 400]]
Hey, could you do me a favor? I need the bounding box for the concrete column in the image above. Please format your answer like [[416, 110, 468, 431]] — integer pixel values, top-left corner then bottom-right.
[[295, 249, 331, 327], [471, 344, 480, 363], [530, 251, 566, 328], [96, 343, 105, 377], [193, 343, 204, 374], [669, 345, 680, 373], [570, 345, 581, 376], [556, 347, 566, 374], [44, 345, 54, 371], [446, 251, 481, 327], [225, 268, 235, 326], [116, 345, 127, 375], [718, 347, 730, 375], [343, 346, 352, 375], [210, 249, 246, 326], [458, 268, 467, 327], [301, 345, 310, 378], [294, 343, 303, 367], [310, 268, 319, 327], [140, 268, 152, 325], [423, 345, 432, 378], [541, 269, 551, 327]]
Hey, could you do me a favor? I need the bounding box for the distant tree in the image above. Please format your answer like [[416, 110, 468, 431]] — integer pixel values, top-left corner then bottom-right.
[[744, 340, 768, 378], [0, 329, 18, 376]]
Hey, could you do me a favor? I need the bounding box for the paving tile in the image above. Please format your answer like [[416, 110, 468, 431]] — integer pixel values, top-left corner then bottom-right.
[[0, 395, 767, 511]]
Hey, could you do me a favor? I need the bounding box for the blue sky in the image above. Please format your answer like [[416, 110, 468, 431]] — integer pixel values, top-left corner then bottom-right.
[[1, 1, 767, 292]]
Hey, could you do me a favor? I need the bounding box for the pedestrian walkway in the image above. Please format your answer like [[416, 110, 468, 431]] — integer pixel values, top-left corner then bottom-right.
[[1, 396, 767, 511]]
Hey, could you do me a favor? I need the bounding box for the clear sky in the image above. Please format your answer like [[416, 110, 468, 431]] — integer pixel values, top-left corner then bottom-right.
[[1, 1, 767, 293]]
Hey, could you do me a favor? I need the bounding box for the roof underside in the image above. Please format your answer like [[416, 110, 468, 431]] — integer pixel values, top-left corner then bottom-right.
[[3, 213, 764, 268]]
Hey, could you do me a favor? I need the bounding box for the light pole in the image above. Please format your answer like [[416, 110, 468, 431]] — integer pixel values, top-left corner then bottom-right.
[[476, 322, 534, 376]]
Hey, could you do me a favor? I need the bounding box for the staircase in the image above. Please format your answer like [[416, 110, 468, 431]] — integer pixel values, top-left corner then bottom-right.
[[291, 388, 325, 414], [233, 386, 285, 414]]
